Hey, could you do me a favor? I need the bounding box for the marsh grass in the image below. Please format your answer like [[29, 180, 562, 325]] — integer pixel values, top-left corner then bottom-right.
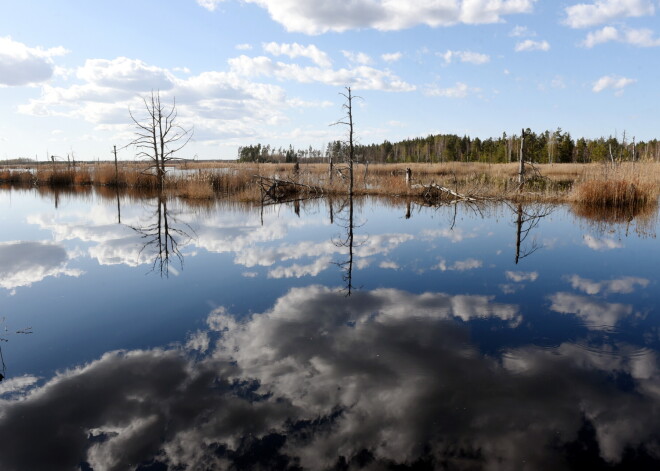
[[1, 161, 658, 206], [571, 162, 658, 209]]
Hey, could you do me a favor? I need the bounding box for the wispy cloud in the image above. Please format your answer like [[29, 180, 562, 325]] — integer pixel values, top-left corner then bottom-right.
[[592, 75, 636, 94], [440, 50, 490, 65], [515, 39, 550, 52], [426, 82, 480, 98]]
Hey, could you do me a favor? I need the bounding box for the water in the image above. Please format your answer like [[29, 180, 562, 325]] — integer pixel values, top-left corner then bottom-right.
[[0, 188, 658, 470]]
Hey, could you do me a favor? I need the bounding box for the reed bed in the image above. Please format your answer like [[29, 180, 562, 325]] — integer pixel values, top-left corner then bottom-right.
[[1, 161, 658, 207], [571, 162, 658, 208]]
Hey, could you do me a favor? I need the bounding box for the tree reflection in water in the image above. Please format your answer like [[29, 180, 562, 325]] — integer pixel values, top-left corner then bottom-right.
[[132, 193, 194, 277], [509, 202, 554, 264]]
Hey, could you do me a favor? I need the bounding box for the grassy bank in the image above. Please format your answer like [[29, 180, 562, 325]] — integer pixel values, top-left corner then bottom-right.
[[1, 161, 658, 207]]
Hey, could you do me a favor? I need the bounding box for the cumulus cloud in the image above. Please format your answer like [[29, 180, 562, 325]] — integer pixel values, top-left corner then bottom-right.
[[263, 42, 332, 67], [0, 36, 68, 86], [17, 55, 311, 141], [0, 241, 82, 292], [230, 0, 537, 34], [76, 57, 175, 91], [583, 234, 624, 249], [515, 39, 551, 52], [3, 286, 660, 469], [549, 292, 633, 330], [267, 256, 333, 279], [593, 75, 637, 94], [567, 275, 650, 295], [582, 26, 660, 47], [228, 54, 414, 91], [564, 0, 656, 28], [433, 258, 483, 271], [440, 49, 490, 64], [426, 82, 480, 98]]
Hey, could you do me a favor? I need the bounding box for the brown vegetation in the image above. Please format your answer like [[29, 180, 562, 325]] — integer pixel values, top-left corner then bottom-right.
[[1, 161, 658, 207]]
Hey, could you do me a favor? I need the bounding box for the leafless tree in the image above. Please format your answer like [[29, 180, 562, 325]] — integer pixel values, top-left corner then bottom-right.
[[331, 86, 361, 198], [129, 90, 193, 186]]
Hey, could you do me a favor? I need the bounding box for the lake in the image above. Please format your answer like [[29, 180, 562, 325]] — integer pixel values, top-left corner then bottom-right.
[[0, 187, 659, 470]]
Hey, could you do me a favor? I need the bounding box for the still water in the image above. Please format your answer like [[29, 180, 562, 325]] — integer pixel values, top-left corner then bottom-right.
[[0, 188, 658, 470]]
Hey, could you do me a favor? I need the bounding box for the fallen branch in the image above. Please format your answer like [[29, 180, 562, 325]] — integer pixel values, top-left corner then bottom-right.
[[412, 183, 479, 202], [255, 175, 324, 203]]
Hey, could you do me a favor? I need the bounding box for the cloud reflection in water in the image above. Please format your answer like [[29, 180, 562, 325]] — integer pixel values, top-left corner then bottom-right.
[[0, 286, 659, 470]]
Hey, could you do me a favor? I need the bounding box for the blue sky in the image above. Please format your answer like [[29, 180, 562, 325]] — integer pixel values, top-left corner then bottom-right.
[[1, 0, 659, 160]]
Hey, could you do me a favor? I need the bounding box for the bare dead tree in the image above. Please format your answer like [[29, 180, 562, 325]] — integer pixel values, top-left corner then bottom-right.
[[129, 90, 193, 186], [331, 86, 361, 199]]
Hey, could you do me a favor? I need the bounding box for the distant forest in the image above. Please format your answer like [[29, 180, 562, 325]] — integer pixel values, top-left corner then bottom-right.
[[238, 129, 660, 164]]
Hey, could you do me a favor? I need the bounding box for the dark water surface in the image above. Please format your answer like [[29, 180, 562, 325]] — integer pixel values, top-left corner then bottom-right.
[[0, 188, 659, 470]]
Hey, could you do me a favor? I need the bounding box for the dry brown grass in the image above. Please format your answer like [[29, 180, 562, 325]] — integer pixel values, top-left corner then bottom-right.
[[2, 161, 659, 206], [571, 162, 658, 208]]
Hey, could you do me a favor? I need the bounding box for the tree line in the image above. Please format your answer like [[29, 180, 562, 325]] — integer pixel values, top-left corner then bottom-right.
[[238, 129, 660, 164]]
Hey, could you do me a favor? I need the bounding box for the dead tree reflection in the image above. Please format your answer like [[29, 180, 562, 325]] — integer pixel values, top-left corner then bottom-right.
[[507, 203, 553, 264], [132, 194, 194, 277], [333, 194, 359, 296]]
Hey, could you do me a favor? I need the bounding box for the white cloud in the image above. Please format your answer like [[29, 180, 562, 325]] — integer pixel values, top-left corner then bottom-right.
[[76, 57, 175, 91], [426, 82, 480, 98], [228, 54, 415, 92], [509, 25, 536, 37], [505, 271, 539, 282], [381, 52, 403, 62], [0, 241, 82, 292], [268, 256, 333, 278], [582, 25, 621, 47], [549, 292, 633, 330], [583, 234, 624, 248], [440, 50, 490, 65], [236, 0, 537, 34], [263, 42, 332, 67], [592, 75, 636, 94], [196, 0, 224, 11], [433, 258, 483, 271], [567, 275, 650, 295], [515, 39, 550, 52], [564, 0, 655, 29], [583, 26, 660, 47], [17, 55, 315, 142], [235, 43, 253, 51], [342, 50, 374, 65], [379, 261, 400, 270], [0, 375, 39, 397], [422, 227, 478, 242], [0, 36, 68, 86]]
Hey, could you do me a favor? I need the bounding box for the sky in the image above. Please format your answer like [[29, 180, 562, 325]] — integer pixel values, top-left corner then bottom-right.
[[0, 0, 659, 161]]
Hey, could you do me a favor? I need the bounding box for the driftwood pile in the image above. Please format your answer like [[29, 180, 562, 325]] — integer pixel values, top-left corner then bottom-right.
[[256, 175, 324, 204], [411, 183, 478, 203]]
